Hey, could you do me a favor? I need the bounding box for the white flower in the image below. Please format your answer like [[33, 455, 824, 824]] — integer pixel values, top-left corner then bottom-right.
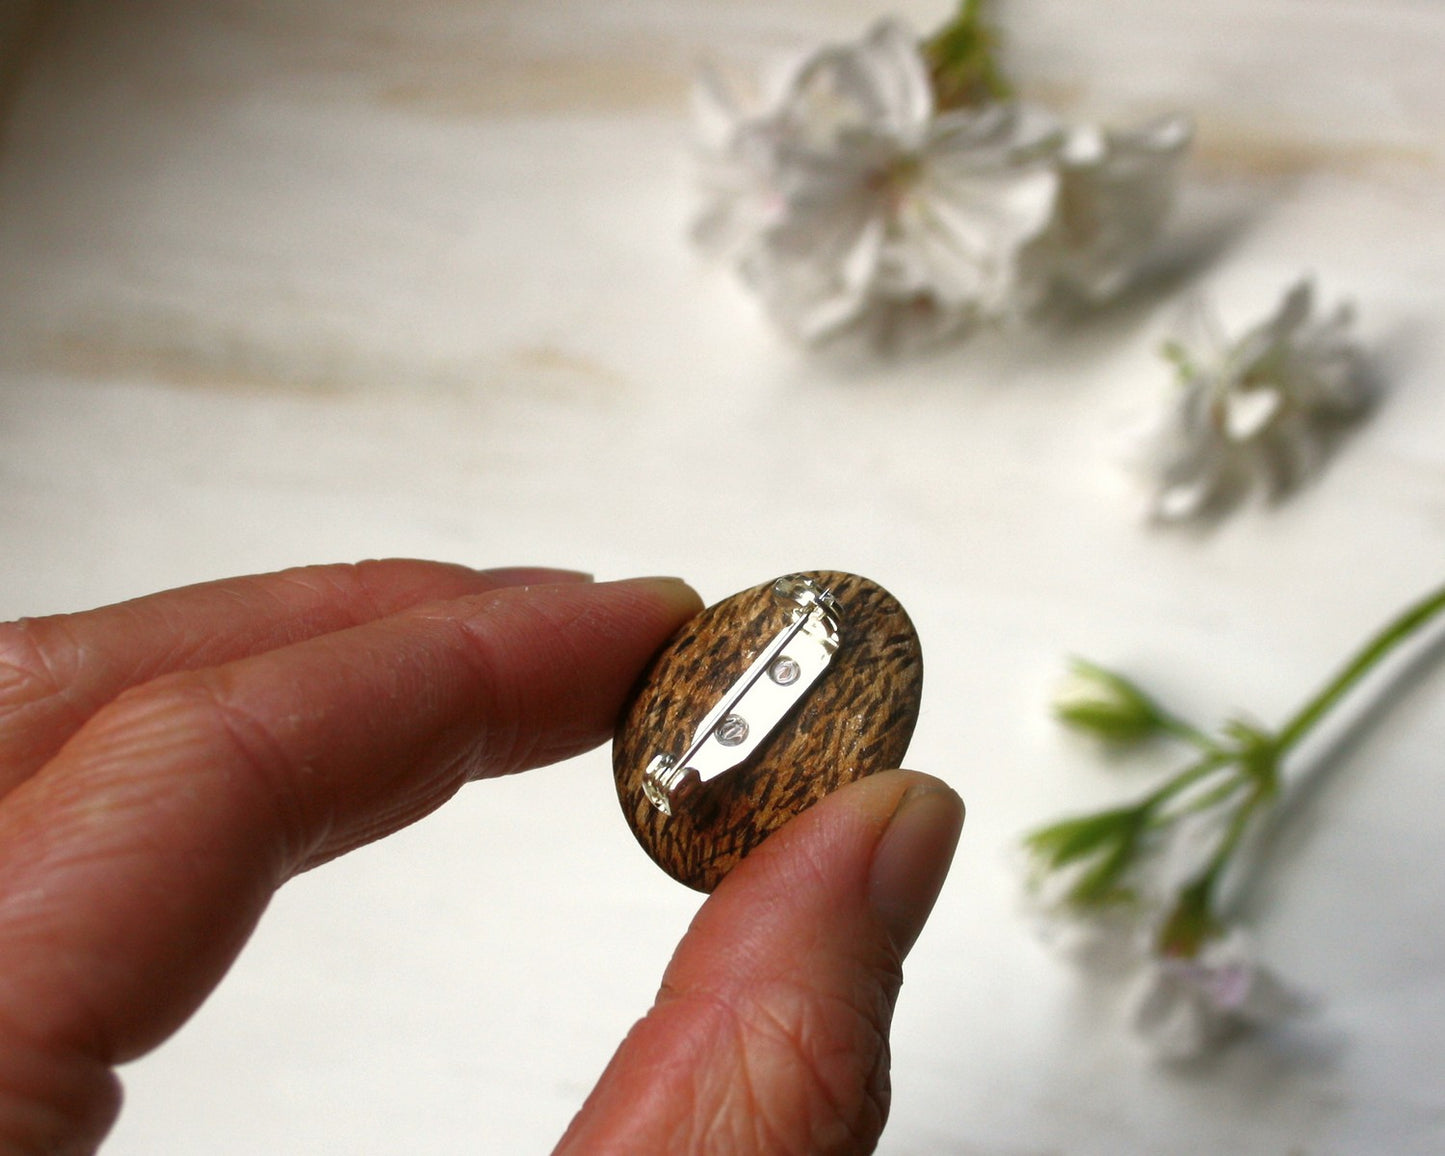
[[1130, 928, 1309, 1059], [691, 20, 1190, 346], [1129, 279, 1371, 520], [692, 18, 1062, 343], [1048, 116, 1193, 302]]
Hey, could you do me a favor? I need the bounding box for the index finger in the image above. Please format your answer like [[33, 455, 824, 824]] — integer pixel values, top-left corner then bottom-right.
[[0, 559, 592, 795], [0, 576, 701, 1155]]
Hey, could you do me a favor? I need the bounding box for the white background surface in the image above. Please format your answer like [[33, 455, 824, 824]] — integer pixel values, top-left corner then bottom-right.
[[2, 2, 1444, 1152]]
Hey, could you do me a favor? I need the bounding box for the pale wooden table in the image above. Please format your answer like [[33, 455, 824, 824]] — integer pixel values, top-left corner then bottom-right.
[[2, 3, 1444, 1152]]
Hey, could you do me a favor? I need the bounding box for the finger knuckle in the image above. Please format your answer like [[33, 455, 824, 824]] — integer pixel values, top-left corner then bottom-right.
[[684, 978, 893, 1155], [445, 615, 532, 775], [95, 672, 316, 873], [0, 617, 83, 727], [267, 562, 386, 621]]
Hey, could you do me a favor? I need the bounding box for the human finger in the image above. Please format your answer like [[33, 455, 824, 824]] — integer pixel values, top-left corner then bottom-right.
[[0, 576, 700, 1155], [0, 559, 592, 796], [557, 769, 964, 1155]]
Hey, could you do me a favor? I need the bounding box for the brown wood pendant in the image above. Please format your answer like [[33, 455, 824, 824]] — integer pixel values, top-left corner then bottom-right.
[[612, 571, 923, 892]]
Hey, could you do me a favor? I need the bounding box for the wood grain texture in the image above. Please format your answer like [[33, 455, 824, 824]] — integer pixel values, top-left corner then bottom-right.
[[613, 571, 923, 892]]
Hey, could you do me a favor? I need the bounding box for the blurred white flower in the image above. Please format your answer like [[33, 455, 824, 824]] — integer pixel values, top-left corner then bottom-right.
[[1130, 279, 1370, 520], [1048, 116, 1193, 302], [691, 18, 1186, 344], [1130, 929, 1309, 1060]]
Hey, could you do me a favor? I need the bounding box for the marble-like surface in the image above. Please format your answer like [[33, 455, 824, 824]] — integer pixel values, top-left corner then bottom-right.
[[2, 2, 1443, 1152]]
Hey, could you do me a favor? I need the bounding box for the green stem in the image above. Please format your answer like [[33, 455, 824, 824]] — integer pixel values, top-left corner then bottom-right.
[[1140, 753, 1232, 813], [1173, 771, 1251, 818], [1203, 580, 1445, 918], [1156, 782, 1269, 956], [1275, 579, 1445, 755], [1203, 789, 1265, 884], [1158, 712, 1220, 754]]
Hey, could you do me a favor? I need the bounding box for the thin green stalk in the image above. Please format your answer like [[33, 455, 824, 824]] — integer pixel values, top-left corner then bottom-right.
[[1140, 753, 1233, 813], [1202, 788, 1266, 886], [1168, 770, 1251, 819], [1275, 580, 1445, 755], [1158, 712, 1220, 754], [1154, 785, 1270, 956]]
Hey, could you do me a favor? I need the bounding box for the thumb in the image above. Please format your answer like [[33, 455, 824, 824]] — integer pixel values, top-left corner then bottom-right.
[[557, 770, 964, 1155]]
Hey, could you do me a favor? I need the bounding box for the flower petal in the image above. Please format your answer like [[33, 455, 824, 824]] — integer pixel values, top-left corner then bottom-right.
[[1223, 385, 1283, 440], [1049, 115, 1193, 300], [780, 18, 934, 151], [1133, 962, 1216, 1059], [742, 196, 886, 340]]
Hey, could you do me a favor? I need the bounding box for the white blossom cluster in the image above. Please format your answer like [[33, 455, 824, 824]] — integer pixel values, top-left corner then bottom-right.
[[692, 18, 1191, 345], [1129, 279, 1371, 520]]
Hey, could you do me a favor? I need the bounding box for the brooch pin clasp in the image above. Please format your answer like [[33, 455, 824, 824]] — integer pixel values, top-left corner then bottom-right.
[[642, 575, 842, 816]]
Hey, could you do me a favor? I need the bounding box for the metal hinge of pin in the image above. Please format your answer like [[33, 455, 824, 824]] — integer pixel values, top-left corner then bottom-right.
[[642, 575, 842, 816]]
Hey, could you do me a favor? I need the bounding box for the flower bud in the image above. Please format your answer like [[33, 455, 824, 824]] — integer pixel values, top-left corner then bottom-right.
[[1053, 659, 1166, 744]]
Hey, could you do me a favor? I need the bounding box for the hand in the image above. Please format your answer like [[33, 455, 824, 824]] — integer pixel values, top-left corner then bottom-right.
[[0, 560, 963, 1155]]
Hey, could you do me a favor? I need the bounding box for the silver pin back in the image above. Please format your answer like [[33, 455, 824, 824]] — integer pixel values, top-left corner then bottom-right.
[[642, 575, 842, 815]]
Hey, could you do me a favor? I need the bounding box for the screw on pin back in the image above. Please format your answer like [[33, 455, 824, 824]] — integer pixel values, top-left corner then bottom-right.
[[640, 575, 841, 816]]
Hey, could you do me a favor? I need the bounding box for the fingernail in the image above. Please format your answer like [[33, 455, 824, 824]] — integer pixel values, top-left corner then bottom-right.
[[868, 782, 964, 959], [616, 576, 704, 615]]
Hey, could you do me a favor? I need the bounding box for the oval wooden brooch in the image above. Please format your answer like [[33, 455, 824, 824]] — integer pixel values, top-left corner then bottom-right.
[[613, 571, 923, 891]]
